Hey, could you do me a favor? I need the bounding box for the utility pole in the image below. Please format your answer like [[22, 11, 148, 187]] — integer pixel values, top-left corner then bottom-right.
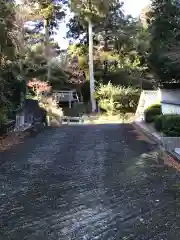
[[16, 5, 26, 108], [88, 0, 96, 112]]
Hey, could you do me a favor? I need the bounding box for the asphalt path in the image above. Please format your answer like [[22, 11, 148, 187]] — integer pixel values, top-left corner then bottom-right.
[[0, 124, 180, 239]]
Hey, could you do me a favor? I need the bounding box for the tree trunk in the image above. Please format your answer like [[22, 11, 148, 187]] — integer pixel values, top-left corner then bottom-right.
[[104, 29, 108, 75], [88, 18, 96, 112], [44, 18, 51, 82], [19, 23, 26, 110]]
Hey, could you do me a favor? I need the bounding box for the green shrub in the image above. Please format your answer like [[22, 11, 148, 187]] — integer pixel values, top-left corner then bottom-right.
[[0, 106, 9, 127], [161, 114, 180, 136], [163, 129, 180, 137], [150, 104, 161, 109], [144, 104, 161, 123], [154, 114, 180, 136], [94, 82, 140, 115], [154, 115, 163, 132]]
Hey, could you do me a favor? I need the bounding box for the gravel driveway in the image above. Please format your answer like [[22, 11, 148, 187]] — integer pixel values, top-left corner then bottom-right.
[[0, 124, 180, 239]]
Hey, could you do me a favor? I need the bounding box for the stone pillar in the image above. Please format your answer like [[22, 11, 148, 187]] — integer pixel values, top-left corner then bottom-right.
[[16, 115, 20, 128], [15, 112, 25, 129], [20, 114, 25, 126]]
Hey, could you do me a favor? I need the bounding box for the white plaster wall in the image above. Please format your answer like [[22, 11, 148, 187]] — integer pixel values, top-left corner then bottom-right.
[[162, 103, 180, 115], [143, 91, 159, 109], [160, 89, 180, 115], [135, 90, 159, 120]]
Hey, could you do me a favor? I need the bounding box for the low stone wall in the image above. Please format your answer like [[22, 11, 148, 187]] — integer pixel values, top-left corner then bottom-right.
[[159, 148, 180, 171], [161, 137, 180, 151]]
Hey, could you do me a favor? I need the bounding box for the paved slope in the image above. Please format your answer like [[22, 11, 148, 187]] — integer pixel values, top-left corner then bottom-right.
[[0, 124, 180, 240]]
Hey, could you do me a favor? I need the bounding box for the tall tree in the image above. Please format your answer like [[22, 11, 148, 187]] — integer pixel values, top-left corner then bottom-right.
[[24, 43, 68, 88], [67, 14, 150, 83], [0, 0, 16, 59], [26, 0, 67, 82], [0, 0, 19, 122], [69, 0, 113, 112], [149, 0, 180, 86], [14, 4, 32, 108], [14, 1, 69, 90]]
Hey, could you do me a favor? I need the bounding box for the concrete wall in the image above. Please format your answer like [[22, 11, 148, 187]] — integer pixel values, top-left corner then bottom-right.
[[143, 90, 160, 109], [160, 89, 180, 115], [135, 90, 159, 121], [136, 89, 180, 119]]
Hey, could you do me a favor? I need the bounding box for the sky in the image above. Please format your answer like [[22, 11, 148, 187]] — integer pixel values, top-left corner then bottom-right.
[[123, 0, 151, 17], [55, 0, 151, 49]]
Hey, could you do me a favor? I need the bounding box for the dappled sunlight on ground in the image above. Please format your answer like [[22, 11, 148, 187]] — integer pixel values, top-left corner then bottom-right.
[[83, 113, 134, 124]]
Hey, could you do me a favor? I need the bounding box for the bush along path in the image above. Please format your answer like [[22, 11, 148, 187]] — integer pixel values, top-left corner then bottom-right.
[[94, 82, 140, 116], [144, 103, 180, 137]]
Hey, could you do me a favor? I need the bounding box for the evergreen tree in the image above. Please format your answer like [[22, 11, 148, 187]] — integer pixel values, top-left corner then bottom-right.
[[0, 0, 20, 123], [149, 0, 180, 86], [23, 0, 67, 81], [0, 0, 16, 62]]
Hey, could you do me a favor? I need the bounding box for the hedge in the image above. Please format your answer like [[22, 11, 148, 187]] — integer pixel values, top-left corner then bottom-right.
[[154, 115, 163, 132], [154, 114, 180, 136], [144, 104, 161, 123]]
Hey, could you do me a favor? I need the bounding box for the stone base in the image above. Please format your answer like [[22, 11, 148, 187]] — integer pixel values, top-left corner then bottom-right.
[[175, 148, 180, 155]]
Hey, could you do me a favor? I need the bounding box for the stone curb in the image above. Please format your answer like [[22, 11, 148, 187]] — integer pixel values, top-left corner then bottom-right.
[[132, 122, 161, 146], [132, 122, 180, 170]]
